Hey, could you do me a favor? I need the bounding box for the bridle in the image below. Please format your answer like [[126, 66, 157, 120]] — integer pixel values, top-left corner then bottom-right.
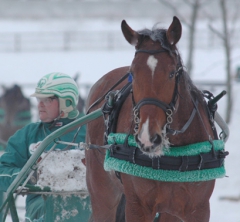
[[132, 48, 218, 143], [132, 48, 185, 135]]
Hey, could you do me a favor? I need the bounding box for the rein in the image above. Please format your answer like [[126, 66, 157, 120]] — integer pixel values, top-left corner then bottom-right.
[[85, 72, 130, 114]]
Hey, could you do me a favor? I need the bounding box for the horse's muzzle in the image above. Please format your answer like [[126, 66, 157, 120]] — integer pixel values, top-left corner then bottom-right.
[[135, 133, 163, 156]]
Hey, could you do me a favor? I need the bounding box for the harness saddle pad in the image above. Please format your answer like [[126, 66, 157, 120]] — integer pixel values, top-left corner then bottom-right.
[[104, 133, 226, 182]]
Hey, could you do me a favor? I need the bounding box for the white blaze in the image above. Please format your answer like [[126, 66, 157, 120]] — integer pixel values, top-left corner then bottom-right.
[[147, 55, 158, 78], [138, 118, 152, 147]]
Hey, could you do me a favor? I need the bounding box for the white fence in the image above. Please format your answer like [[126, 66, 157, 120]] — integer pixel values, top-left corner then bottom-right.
[[0, 31, 128, 52], [0, 28, 234, 53]]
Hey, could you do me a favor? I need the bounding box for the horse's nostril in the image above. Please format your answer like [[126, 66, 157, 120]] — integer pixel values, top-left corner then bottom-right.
[[145, 147, 150, 152], [151, 134, 162, 146]]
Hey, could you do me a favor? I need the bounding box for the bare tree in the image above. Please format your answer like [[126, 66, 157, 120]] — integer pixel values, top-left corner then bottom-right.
[[159, 0, 206, 76], [220, 0, 232, 123], [208, 0, 239, 123]]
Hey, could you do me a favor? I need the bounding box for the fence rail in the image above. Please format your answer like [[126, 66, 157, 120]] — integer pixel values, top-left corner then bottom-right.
[[0, 28, 236, 53], [0, 31, 128, 52]]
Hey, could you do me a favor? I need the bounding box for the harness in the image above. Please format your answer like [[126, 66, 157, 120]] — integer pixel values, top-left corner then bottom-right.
[[88, 48, 228, 177], [107, 134, 226, 172], [100, 78, 228, 173]]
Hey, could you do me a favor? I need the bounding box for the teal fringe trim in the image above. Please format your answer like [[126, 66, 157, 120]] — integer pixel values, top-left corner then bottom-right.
[[104, 133, 226, 182], [107, 133, 224, 156]]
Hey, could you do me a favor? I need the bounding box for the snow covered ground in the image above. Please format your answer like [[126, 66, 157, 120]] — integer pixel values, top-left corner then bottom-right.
[[1, 18, 240, 221]]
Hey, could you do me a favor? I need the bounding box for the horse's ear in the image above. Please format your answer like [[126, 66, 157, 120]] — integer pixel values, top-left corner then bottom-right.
[[121, 20, 139, 46], [166, 16, 182, 46]]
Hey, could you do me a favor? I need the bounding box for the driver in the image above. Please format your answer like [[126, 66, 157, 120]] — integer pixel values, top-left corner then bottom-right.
[[0, 72, 86, 222]]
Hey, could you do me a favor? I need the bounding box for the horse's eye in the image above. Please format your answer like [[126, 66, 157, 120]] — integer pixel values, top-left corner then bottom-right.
[[169, 71, 175, 78]]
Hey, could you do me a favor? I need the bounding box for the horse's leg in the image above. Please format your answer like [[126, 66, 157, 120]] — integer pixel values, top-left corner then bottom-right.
[[158, 213, 182, 222], [122, 176, 155, 222], [86, 149, 123, 222], [163, 187, 213, 222], [124, 201, 153, 222], [88, 214, 94, 222], [177, 181, 214, 222], [115, 194, 126, 222], [182, 202, 210, 222], [124, 204, 182, 222]]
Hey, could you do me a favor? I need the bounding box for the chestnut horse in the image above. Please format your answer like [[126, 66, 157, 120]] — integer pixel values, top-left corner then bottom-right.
[[85, 17, 226, 222], [0, 85, 31, 147]]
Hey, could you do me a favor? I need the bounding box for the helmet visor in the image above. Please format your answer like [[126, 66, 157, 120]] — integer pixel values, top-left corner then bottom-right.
[[30, 92, 55, 98]]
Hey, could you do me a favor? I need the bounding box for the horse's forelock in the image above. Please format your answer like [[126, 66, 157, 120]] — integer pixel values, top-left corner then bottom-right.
[[137, 27, 173, 53]]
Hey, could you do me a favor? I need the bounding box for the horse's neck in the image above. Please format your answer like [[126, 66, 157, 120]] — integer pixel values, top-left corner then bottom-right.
[[169, 82, 214, 146]]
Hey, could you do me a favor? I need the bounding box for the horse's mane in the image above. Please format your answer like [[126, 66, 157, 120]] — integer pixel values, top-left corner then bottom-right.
[[182, 70, 207, 110]]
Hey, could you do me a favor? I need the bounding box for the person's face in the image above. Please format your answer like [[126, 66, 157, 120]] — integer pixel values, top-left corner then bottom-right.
[[37, 96, 59, 122]]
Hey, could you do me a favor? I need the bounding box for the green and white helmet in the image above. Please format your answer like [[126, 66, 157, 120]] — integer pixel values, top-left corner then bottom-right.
[[31, 72, 79, 119]]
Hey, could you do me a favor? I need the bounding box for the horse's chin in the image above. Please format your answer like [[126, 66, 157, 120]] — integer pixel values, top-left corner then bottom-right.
[[142, 148, 165, 158], [141, 136, 170, 158]]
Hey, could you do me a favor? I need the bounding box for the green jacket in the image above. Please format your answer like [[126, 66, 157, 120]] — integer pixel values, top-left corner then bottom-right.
[[0, 115, 86, 221]]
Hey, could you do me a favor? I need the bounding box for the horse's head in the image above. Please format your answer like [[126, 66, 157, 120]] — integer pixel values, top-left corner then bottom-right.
[[122, 16, 182, 157], [0, 85, 31, 141]]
